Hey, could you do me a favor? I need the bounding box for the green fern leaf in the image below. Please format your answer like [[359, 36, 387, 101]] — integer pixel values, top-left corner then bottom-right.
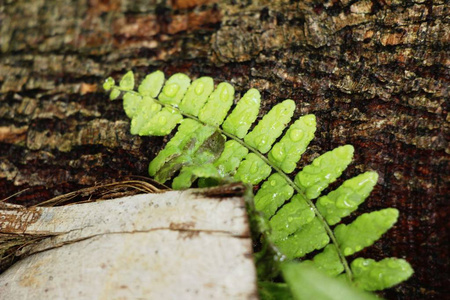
[[268, 114, 316, 173], [158, 73, 191, 105], [129, 96, 161, 134], [123, 92, 143, 119], [254, 173, 294, 218], [269, 194, 314, 242], [335, 208, 399, 256], [301, 245, 344, 277], [244, 100, 295, 153], [179, 76, 214, 116], [140, 107, 183, 136], [295, 145, 354, 199], [234, 153, 271, 184], [213, 140, 248, 177], [276, 217, 329, 259], [171, 131, 225, 189], [150, 121, 219, 183], [105, 70, 413, 295], [222, 88, 261, 138], [119, 70, 134, 90], [138, 70, 165, 98], [148, 119, 204, 176], [316, 171, 379, 225], [351, 257, 414, 291], [103, 77, 115, 91], [109, 88, 120, 100], [173, 164, 220, 190], [198, 82, 235, 126]]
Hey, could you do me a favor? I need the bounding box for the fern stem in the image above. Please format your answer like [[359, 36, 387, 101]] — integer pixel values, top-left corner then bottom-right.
[[220, 130, 353, 282], [112, 86, 353, 281]]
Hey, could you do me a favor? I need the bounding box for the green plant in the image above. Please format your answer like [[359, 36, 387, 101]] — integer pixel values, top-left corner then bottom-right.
[[104, 71, 413, 298]]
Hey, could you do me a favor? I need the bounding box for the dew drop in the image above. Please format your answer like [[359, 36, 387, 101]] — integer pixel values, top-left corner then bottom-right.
[[159, 116, 167, 125], [290, 129, 304, 142], [370, 269, 382, 280], [303, 115, 315, 126], [220, 87, 229, 101], [250, 161, 259, 173], [257, 137, 267, 148], [270, 179, 277, 186], [151, 103, 159, 111], [313, 158, 321, 167], [163, 83, 179, 97], [195, 82, 204, 95], [336, 195, 351, 208], [344, 247, 352, 256], [245, 89, 260, 104], [361, 260, 371, 267], [271, 144, 285, 161]]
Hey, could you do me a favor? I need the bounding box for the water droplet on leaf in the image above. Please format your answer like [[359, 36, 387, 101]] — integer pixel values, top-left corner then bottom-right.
[[290, 129, 304, 142], [103, 77, 115, 91], [271, 144, 285, 161], [163, 83, 179, 97], [258, 137, 267, 148], [220, 87, 229, 101], [250, 161, 259, 173], [336, 195, 352, 208], [195, 82, 204, 95], [159, 116, 167, 125]]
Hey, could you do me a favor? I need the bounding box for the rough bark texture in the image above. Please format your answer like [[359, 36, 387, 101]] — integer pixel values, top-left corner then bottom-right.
[[0, 0, 448, 298]]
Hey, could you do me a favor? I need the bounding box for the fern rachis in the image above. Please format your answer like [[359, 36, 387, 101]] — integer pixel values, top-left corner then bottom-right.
[[104, 70, 413, 297]]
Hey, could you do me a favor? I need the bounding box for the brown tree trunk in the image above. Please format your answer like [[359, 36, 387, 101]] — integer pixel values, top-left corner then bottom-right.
[[0, 0, 448, 298]]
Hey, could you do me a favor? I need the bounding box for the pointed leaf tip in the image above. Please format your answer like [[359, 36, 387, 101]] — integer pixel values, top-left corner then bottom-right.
[[109, 89, 120, 100], [119, 71, 135, 90], [138, 70, 165, 98], [103, 77, 115, 91]]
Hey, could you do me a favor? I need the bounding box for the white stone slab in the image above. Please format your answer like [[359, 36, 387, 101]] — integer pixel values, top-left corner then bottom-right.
[[0, 189, 257, 299]]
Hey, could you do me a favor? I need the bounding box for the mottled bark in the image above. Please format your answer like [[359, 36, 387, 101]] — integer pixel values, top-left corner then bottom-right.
[[0, 0, 448, 298]]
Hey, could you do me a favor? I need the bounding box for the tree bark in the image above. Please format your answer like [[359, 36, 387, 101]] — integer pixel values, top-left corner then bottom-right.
[[0, 0, 448, 298]]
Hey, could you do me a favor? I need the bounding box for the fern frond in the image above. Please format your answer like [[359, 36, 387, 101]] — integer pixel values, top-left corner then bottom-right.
[[316, 171, 379, 225], [351, 257, 414, 291], [301, 244, 344, 277], [268, 114, 316, 174], [254, 174, 293, 217], [335, 208, 399, 256], [104, 71, 413, 293]]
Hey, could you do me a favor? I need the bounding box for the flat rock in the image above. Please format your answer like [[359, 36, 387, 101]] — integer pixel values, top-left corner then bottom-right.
[[0, 188, 257, 299]]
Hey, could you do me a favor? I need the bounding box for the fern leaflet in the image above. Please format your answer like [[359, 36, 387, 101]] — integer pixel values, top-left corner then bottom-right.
[[104, 71, 413, 295]]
